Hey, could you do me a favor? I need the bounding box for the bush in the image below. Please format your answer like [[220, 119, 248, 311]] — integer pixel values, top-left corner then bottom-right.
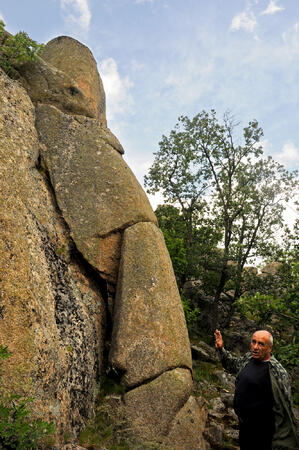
[[0, 21, 44, 77]]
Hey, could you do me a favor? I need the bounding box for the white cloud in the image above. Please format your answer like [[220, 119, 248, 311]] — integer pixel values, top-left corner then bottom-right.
[[147, 191, 165, 210], [274, 141, 299, 169], [261, 1, 284, 16], [60, 0, 91, 31], [0, 11, 5, 22], [100, 58, 134, 121], [230, 10, 257, 32]]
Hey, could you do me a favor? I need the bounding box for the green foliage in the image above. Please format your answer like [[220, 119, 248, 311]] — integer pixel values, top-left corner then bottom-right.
[[0, 21, 44, 77], [193, 362, 220, 385], [193, 362, 224, 400], [236, 222, 299, 373], [0, 395, 55, 449], [145, 109, 298, 331], [275, 341, 299, 374], [155, 205, 188, 284], [155, 203, 222, 290], [79, 374, 129, 449], [236, 291, 298, 372], [0, 347, 55, 449], [181, 296, 200, 328], [236, 293, 282, 324], [0, 345, 11, 361]]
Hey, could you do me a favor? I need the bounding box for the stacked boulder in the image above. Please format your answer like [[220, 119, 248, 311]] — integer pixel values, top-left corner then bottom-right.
[[0, 36, 206, 447]]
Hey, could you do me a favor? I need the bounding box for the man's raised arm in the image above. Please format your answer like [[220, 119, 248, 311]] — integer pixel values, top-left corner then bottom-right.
[[214, 329, 247, 375]]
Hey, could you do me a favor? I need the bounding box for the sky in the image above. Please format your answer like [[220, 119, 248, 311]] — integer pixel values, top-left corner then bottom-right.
[[1, 0, 298, 219]]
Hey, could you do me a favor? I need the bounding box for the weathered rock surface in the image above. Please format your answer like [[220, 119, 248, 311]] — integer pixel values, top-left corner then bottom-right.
[[42, 36, 107, 126], [18, 56, 97, 119], [167, 396, 207, 449], [123, 369, 193, 437], [110, 222, 192, 387], [35, 103, 155, 283], [191, 341, 218, 363], [0, 68, 106, 438]]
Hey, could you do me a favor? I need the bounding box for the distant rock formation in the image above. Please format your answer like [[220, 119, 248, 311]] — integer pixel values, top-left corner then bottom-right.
[[0, 36, 205, 447]]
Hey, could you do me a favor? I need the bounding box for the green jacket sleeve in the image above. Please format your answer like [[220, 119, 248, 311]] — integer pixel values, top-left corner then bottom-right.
[[218, 348, 250, 375]]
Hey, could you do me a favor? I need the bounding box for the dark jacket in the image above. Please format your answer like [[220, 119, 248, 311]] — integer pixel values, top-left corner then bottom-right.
[[219, 348, 299, 449]]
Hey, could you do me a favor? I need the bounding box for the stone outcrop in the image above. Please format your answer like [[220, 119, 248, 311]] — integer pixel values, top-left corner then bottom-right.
[[42, 36, 106, 126], [110, 222, 191, 387], [0, 35, 203, 447], [0, 68, 106, 438], [18, 56, 97, 120], [123, 369, 193, 437]]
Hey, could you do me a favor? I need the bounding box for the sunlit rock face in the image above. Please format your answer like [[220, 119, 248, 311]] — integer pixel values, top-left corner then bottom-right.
[[0, 68, 106, 439], [0, 35, 204, 447], [42, 36, 107, 126], [110, 222, 192, 387]]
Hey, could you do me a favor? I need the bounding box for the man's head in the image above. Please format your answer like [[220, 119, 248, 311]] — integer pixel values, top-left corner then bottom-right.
[[250, 330, 273, 361]]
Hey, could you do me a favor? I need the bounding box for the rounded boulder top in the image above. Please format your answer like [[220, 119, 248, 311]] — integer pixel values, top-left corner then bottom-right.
[[42, 36, 106, 126]]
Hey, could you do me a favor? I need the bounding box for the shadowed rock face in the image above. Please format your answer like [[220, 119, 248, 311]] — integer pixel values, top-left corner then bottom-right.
[[0, 35, 204, 447]]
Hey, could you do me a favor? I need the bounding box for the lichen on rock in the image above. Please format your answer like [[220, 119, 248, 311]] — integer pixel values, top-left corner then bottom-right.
[[0, 67, 106, 440]]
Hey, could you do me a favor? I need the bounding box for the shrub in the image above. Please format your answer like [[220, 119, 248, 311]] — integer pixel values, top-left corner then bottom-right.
[[0, 21, 44, 77]]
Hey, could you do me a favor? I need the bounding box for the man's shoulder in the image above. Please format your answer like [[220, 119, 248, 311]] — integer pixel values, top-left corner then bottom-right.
[[269, 355, 291, 388], [269, 355, 288, 376]]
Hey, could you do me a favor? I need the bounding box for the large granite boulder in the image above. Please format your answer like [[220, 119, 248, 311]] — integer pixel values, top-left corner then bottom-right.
[[123, 369, 193, 437], [18, 56, 97, 119], [42, 36, 106, 126], [0, 68, 106, 438], [110, 221, 192, 387], [35, 103, 156, 287]]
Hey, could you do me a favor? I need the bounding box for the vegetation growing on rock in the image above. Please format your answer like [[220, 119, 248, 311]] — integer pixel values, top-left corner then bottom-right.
[[0, 21, 44, 78]]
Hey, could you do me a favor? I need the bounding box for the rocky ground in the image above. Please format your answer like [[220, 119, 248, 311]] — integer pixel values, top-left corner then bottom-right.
[[191, 342, 239, 449]]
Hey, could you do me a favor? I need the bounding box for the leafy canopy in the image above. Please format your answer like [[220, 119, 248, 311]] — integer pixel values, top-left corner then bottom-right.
[[145, 110, 297, 305]]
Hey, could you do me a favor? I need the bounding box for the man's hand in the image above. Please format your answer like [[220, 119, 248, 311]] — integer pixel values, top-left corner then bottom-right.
[[214, 329, 223, 351]]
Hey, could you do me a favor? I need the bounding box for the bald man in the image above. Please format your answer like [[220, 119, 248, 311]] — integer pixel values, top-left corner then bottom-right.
[[214, 329, 299, 450]]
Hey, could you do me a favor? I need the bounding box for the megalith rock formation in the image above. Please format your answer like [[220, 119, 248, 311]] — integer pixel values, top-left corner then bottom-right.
[[110, 222, 191, 387], [0, 34, 205, 447], [42, 36, 106, 126], [0, 67, 106, 437]]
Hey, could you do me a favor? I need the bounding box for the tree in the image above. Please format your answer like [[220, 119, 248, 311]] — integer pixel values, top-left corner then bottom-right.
[[145, 110, 298, 326], [145, 121, 211, 282], [155, 204, 222, 291], [236, 218, 299, 373]]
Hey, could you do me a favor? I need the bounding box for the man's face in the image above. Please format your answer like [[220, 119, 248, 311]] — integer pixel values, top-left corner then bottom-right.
[[250, 331, 272, 361]]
